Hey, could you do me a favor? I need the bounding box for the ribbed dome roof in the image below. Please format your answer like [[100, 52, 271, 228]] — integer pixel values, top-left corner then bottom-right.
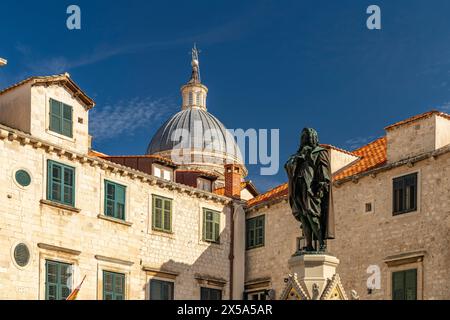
[[147, 108, 242, 162]]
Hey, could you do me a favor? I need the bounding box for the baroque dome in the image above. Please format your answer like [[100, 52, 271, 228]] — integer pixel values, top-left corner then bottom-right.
[[146, 45, 245, 178], [147, 108, 241, 160]]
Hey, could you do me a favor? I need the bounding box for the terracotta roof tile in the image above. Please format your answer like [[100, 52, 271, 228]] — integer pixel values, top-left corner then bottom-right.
[[88, 150, 108, 157], [246, 183, 288, 207], [333, 137, 387, 181], [102, 154, 176, 166]]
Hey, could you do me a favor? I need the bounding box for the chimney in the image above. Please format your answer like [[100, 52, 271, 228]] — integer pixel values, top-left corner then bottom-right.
[[224, 163, 242, 200]]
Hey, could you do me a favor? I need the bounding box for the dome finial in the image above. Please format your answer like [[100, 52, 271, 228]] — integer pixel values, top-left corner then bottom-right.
[[189, 43, 201, 84]]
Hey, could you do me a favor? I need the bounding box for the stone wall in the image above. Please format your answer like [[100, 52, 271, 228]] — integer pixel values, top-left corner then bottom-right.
[[245, 152, 450, 300], [0, 132, 232, 300], [245, 201, 299, 299], [329, 152, 450, 300]]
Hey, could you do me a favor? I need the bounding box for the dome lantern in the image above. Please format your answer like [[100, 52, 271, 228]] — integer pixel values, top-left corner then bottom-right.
[[181, 44, 208, 111]]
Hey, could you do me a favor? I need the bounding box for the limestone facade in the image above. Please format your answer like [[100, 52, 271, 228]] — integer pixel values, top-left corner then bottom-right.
[[0, 77, 238, 300], [245, 111, 450, 300]]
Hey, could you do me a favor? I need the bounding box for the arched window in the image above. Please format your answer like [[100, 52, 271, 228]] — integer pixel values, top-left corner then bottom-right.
[[188, 92, 193, 105], [196, 93, 202, 106]]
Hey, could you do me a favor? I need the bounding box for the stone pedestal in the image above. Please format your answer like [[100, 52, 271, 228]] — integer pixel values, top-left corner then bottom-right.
[[288, 254, 340, 299]]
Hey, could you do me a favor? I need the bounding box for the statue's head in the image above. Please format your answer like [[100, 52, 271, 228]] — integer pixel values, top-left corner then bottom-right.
[[300, 128, 319, 148]]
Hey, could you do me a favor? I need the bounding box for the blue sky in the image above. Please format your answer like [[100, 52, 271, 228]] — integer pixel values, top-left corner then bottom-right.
[[2, 0, 450, 192]]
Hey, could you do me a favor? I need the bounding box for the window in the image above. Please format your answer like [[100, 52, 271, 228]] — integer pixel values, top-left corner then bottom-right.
[[197, 177, 212, 192], [246, 215, 265, 249], [392, 269, 417, 300], [153, 165, 172, 181], [150, 279, 174, 300], [393, 173, 418, 215], [104, 180, 126, 220], [203, 209, 220, 243], [200, 287, 222, 300], [13, 243, 30, 267], [15, 169, 31, 187], [365, 202, 373, 213], [188, 92, 193, 105], [45, 260, 72, 300], [103, 271, 125, 300], [196, 92, 201, 106], [152, 195, 172, 232], [47, 160, 75, 206], [49, 98, 73, 137], [246, 290, 267, 300]]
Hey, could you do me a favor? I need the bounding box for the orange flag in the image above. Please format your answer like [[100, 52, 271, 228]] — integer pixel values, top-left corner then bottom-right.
[[66, 275, 86, 300]]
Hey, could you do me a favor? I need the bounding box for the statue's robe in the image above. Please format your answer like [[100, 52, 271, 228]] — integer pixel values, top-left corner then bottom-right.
[[285, 146, 335, 240]]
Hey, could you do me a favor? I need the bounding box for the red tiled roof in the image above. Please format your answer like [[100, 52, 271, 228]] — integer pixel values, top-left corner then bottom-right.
[[333, 137, 387, 181], [385, 110, 450, 131], [246, 183, 288, 207], [88, 150, 108, 157], [103, 154, 176, 166]]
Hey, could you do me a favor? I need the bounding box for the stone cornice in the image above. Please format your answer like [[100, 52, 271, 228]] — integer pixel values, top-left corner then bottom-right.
[[0, 124, 231, 205]]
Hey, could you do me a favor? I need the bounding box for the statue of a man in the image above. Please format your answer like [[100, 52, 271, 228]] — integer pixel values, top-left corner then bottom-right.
[[284, 128, 335, 253]]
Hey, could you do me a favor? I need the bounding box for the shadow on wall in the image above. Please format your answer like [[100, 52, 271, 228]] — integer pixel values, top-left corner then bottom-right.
[[141, 208, 234, 300]]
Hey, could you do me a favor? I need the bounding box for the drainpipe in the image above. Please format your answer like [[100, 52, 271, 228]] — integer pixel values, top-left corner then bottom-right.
[[229, 201, 235, 300]]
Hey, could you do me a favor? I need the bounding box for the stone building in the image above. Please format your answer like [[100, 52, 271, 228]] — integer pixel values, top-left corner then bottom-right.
[[1, 47, 449, 300], [0, 51, 251, 300], [245, 110, 450, 300]]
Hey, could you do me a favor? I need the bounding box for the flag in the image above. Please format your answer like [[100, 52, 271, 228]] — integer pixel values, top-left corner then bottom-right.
[[66, 275, 86, 300]]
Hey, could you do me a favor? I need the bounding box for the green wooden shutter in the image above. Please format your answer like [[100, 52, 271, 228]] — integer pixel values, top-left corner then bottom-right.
[[62, 103, 73, 137], [49, 99, 73, 137], [405, 269, 417, 300], [163, 199, 171, 231], [150, 279, 174, 300], [392, 271, 404, 300], [47, 161, 75, 206], [63, 167, 74, 205], [49, 99, 62, 134], [213, 211, 220, 242], [115, 184, 126, 220], [45, 260, 72, 300], [103, 271, 125, 300], [105, 181, 115, 217], [152, 196, 171, 232], [104, 181, 126, 220], [246, 215, 265, 249], [103, 271, 114, 300], [256, 216, 265, 246]]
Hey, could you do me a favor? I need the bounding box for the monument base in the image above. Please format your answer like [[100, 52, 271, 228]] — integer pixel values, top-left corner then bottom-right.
[[280, 254, 348, 300]]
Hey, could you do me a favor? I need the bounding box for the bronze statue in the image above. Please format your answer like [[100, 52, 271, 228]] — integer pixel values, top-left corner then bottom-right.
[[285, 128, 335, 253]]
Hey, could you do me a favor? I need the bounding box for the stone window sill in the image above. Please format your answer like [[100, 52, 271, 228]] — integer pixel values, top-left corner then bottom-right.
[[97, 214, 132, 227], [40, 199, 81, 213], [150, 228, 175, 239]]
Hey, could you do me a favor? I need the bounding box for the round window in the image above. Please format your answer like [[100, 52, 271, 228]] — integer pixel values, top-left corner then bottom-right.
[[15, 170, 31, 187], [14, 243, 30, 267]]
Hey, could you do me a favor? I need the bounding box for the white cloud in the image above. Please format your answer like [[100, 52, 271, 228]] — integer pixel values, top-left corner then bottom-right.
[[344, 135, 376, 150], [437, 101, 450, 112], [89, 96, 176, 141]]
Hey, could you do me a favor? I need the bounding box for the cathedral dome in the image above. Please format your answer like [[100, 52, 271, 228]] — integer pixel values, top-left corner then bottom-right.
[[147, 108, 240, 158], [146, 45, 245, 178]]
